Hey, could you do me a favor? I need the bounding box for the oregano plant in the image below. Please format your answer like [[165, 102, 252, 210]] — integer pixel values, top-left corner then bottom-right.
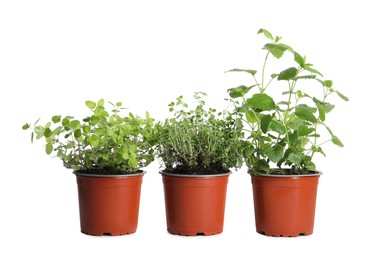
[[156, 92, 243, 175], [227, 29, 349, 175], [22, 99, 157, 174]]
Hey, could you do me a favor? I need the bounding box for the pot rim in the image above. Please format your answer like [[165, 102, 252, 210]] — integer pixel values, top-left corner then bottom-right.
[[160, 170, 231, 178], [73, 170, 146, 178], [248, 168, 322, 178]]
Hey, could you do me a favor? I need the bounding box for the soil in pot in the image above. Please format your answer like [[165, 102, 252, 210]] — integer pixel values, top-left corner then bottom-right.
[[75, 171, 144, 236], [161, 172, 230, 236], [251, 171, 321, 237]]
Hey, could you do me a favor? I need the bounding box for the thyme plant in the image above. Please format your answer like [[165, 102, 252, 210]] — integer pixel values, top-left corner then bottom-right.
[[157, 92, 243, 175]]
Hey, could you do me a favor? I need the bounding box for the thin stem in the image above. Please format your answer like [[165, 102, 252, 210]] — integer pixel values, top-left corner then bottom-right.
[[261, 52, 270, 93]]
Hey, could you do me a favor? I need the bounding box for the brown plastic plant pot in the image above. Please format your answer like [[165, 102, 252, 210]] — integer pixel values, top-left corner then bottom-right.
[[74, 171, 144, 236], [161, 171, 230, 236], [250, 171, 321, 237]]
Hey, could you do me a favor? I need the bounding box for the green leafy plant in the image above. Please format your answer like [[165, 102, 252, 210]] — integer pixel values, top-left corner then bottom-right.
[[156, 92, 243, 175], [226, 29, 349, 175], [22, 99, 157, 174]]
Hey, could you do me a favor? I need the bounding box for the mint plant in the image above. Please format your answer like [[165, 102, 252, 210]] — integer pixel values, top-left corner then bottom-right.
[[157, 92, 243, 175], [22, 99, 157, 174], [227, 29, 349, 175]]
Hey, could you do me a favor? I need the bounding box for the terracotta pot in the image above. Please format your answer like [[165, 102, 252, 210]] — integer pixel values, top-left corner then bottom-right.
[[161, 172, 230, 236], [74, 171, 144, 236], [251, 171, 321, 237]]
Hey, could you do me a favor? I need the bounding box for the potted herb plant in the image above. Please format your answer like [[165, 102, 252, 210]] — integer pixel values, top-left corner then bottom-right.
[[156, 92, 243, 236], [22, 99, 157, 236], [226, 29, 349, 236]]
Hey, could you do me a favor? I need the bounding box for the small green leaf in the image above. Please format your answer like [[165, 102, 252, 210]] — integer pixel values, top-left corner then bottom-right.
[[52, 115, 61, 123], [306, 160, 316, 171], [332, 135, 344, 147], [317, 105, 326, 121], [288, 153, 302, 165], [69, 120, 81, 129], [85, 101, 96, 109], [267, 145, 284, 163], [247, 93, 276, 111], [83, 125, 90, 134], [246, 109, 258, 123], [323, 80, 333, 88], [90, 134, 100, 148], [228, 85, 250, 98], [44, 128, 53, 138], [295, 107, 317, 123], [45, 143, 53, 155], [260, 114, 272, 133], [62, 118, 69, 126], [278, 67, 298, 81], [257, 28, 274, 40], [226, 68, 257, 76], [305, 65, 323, 77], [335, 90, 349, 101], [254, 159, 270, 173], [74, 129, 82, 139], [97, 99, 104, 106], [294, 75, 316, 80], [116, 102, 122, 107], [269, 120, 286, 134], [263, 43, 288, 59], [297, 125, 314, 136], [294, 52, 305, 68], [235, 118, 243, 129], [121, 146, 129, 159], [22, 123, 30, 130], [243, 145, 255, 159]]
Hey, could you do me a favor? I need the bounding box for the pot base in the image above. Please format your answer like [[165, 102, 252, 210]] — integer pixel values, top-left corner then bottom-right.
[[167, 229, 222, 236], [257, 230, 312, 237], [81, 230, 136, 236]]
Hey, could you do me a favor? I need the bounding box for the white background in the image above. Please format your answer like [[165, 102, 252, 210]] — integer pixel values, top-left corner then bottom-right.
[[1, 0, 381, 259]]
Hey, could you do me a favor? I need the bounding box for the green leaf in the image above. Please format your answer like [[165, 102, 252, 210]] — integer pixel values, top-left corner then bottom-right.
[[267, 145, 284, 163], [288, 153, 302, 165], [317, 105, 325, 121], [294, 52, 305, 67], [69, 120, 81, 129], [254, 159, 270, 173], [243, 145, 255, 159], [52, 126, 63, 135], [293, 75, 316, 80], [246, 109, 258, 123], [62, 118, 69, 126], [226, 69, 257, 76], [297, 125, 314, 136], [121, 146, 129, 160], [269, 120, 286, 134], [305, 160, 316, 171], [305, 65, 323, 77], [228, 85, 251, 98], [116, 102, 122, 107], [74, 129, 82, 139], [45, 143, 53, 155], [51, 115, 61, 123], [82, 125, 90, 134], [295, 107, 317, 123], [22, 123, 30, 130], [278, 67, 298, 81], [323, 80, 333, 88], [90, 134, 100, 148], [257, 28, 274, 40], [332, 135, 344, 147], [85, 101, 96, 109], [247, 93, 276, 111], [97, 99, 104, 107], [263, 43, 288, 59], [335, 90, 349, 101], [260, 114, 272, 133], [235, 118, 243, 129], [44, 128, 53, 138]]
